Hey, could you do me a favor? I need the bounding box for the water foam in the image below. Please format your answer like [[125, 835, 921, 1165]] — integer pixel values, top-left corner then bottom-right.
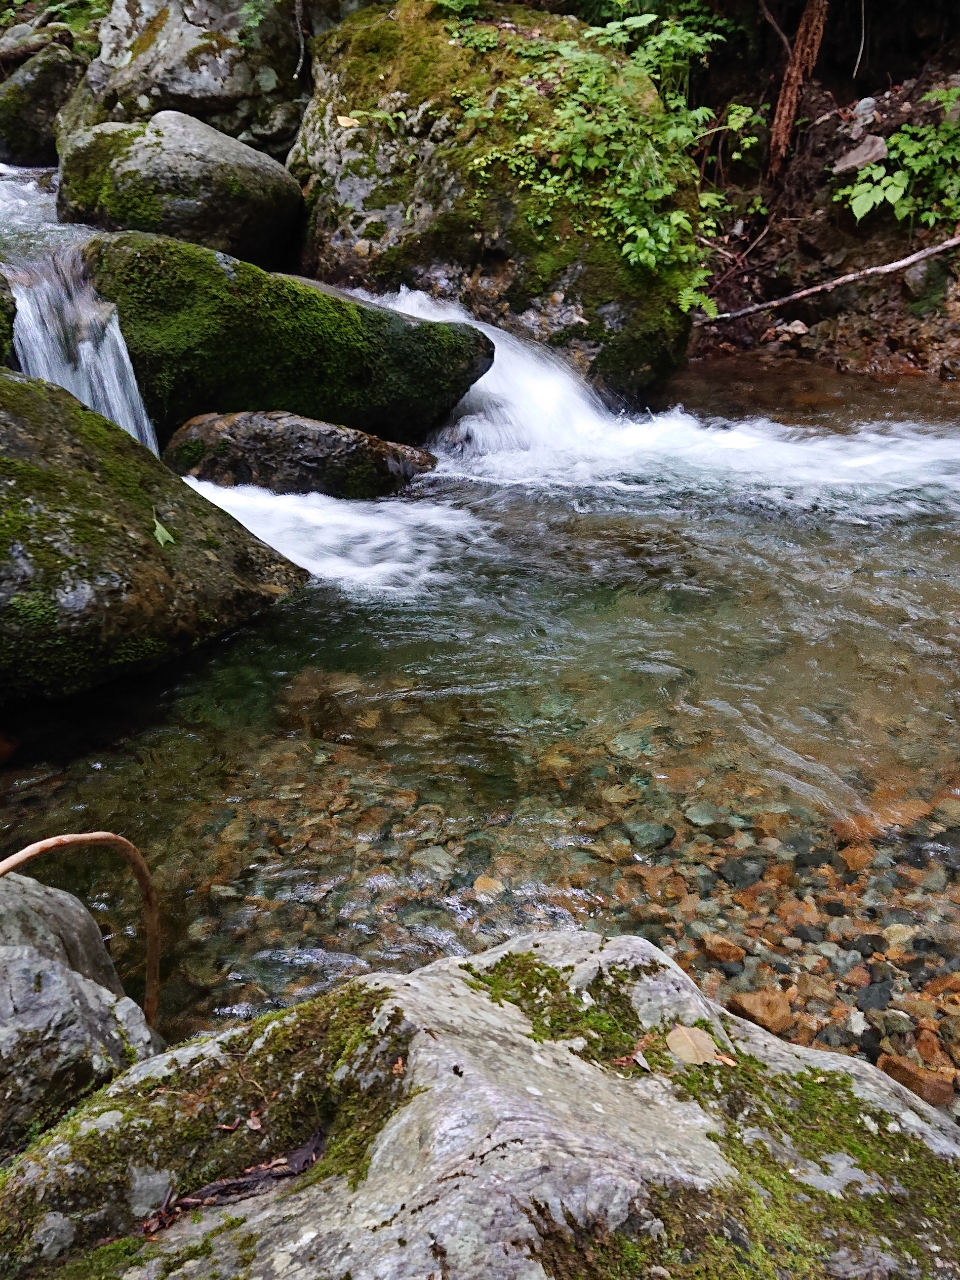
[[187, 480, 486, 595]]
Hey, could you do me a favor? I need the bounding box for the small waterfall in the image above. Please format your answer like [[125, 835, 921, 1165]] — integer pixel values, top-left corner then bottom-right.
[[9, 251, 159, 455]]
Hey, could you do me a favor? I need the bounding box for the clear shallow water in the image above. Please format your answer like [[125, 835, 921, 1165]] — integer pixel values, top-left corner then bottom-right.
[[4, 183, 960, 1038]]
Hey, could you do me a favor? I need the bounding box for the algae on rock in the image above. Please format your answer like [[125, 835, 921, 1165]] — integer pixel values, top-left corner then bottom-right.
[[0, 368, 308, 704], [82, 232, 494, 446], [0, 43, 88, 165], [288, 0, 699, 404]]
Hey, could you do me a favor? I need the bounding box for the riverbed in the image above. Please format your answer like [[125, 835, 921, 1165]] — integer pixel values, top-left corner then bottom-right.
[[3, 163, 960, 1043]]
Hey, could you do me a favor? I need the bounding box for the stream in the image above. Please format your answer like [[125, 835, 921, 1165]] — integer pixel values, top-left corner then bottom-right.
[[4, 163, 960, 1042]]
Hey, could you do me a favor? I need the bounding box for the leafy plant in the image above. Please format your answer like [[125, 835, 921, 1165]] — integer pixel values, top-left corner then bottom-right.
[[449, 11, 748, 313], [834, 88, 960, 229], [432, 0, 481, 15]]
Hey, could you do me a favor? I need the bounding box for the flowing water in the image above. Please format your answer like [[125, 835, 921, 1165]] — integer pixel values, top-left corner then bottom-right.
[[0, 165, 158, 453], [3, 167, 960, 1040]]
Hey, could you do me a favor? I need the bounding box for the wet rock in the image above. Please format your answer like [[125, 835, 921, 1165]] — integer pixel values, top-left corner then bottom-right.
[[718, 853, 766, 889], [0, 21, 73, 73], [0, 368, 308, 703], [164, 409, 436, 499], [0, 871, 125, 995], [57, 0, 309, 159], [623, 814, 675, 850], [4, 931, 960, 1278], [0, 873, 158, 1161], [58, 112, 304, 270], [0, 43, 88, 165], [0, 270, 14, 364], [287, 0, 694, 406], [82, 233, 495, 447]]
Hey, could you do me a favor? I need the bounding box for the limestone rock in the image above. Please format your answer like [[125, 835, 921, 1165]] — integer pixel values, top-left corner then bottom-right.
[[82, 232, 495, 447], [164, 410, 436, 499], [0, 871, 124, 996], [58, 112, 304, 269], [0, 42, 88, 165], [0, 368, 308, 703], [0, 945, 156, 1162], [4, 930, 960, 1278], [287, 0, 694, 405], [56, 0, 310, 159]]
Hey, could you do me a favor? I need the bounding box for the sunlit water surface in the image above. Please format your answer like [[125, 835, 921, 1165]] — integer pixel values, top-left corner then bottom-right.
[[4, 173, 960, 1037]]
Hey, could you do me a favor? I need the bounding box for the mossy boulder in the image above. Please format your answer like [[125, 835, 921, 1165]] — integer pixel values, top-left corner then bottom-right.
[[81, 232, 495, 447], [5, 931, 960, 1280], [0, 42, 88, 164], [288, 0, 695, 404], [0, 272, 14, 365], [58, 0, 312, 159], [0, 369, 308, 705], [58, 112, 304, 269], [164, 409, 436, 498]]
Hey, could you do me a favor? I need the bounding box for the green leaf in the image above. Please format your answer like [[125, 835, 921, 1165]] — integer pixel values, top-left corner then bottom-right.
[[153, 518, 175, 548]]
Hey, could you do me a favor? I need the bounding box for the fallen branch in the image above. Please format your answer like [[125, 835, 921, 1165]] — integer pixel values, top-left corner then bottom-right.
[[759, 0, 792, 61], [0, 832, 160, 1026], [694, 234, 960, 326]]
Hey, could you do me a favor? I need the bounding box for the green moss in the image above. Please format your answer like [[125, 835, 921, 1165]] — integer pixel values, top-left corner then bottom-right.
[[128, 7, 169, 60], [166, 438, 208, 472], [465, 950, 668, 1074], [58, 123, 167, 230], [0, 273, 14, 365], [0, 981, 412, 1275], [6, 592, 57, 630], [83, 232, 492, 447]]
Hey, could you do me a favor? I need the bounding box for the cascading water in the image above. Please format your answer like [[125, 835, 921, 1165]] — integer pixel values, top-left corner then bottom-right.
[[8, 251, 159, 455], [1, 164, 157, 453]]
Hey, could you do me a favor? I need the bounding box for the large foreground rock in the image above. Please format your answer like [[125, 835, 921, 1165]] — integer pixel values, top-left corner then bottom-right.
[[3, 930, 960, 1278], [0, 369, 308, 703], [57, 0, 309, 158], [0, 873, 157, 1162], [82, 233, 495, 447], [58, 112, 303, 269], [0, 43, 88, 165], [288, 0, 694, 404], [164, 409, 436, 498]]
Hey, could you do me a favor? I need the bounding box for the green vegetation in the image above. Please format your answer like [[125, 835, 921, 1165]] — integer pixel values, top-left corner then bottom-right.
[[835, 87, 960, 229]]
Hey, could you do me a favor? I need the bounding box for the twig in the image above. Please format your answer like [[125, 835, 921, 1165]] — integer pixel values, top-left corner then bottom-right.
[[708, 221, 776, 292], [0, 832, 161, 1026], [693, 234, 960, 325], [759, 0, 792, 61]]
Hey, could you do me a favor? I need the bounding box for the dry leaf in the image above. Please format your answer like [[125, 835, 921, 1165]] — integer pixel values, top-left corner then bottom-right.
[[392, 1056, 405, 1076], [337, 114, 361, 127], [246, 1111, 263, 1131], [716, 1053, 738, 1067], [666, 1024, 721, 1065]]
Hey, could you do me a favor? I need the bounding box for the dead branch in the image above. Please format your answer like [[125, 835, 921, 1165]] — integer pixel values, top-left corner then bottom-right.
[[0, 832, 161, 1026], [768, 0, 829, 180], [759, 0, 792, 61], [694, 234, 960, 326]]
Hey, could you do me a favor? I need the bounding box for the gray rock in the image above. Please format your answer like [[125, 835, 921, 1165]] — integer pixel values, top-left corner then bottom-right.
[[0, 944, 157, 1162], [163, 409, 436, 498], [58, 112, 303, 269], [833, 134, 888, 175], [4, 930, 960, 1277], [0, 42, 88, 165], [57, 0, 314, 159], [0, 871, 124, 996]]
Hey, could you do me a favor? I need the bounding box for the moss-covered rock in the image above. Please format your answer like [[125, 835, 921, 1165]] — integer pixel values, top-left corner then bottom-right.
[[164, 409, 436, 497], [82, 232, 495, 446], [0, 369, 308, 705], [0, 273, 14, 366], [288, 0, 695, 404], [0, 42, 88, 165], [57, 0, 312, 159], [5, 931, 960, 1280], [57, 112, 303, 269]]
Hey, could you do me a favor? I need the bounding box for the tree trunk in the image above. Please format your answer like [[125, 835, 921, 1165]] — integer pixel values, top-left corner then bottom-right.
[[767, 0, 829, 179]]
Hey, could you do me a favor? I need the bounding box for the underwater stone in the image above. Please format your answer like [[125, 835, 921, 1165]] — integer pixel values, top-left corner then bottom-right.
[[0, 368, 308, 703], [164, 409, 436, 498]]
